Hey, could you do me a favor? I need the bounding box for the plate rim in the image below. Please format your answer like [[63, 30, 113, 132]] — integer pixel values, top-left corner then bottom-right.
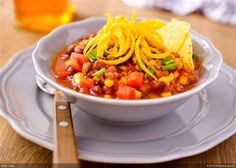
[[0, 46, 236, 163]]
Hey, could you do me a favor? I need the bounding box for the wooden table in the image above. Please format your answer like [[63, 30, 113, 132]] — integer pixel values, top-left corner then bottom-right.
[[0, 0, 235, 167]]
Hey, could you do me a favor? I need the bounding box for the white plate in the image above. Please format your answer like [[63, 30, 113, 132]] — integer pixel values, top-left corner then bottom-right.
[[0, 46, 236, 163]]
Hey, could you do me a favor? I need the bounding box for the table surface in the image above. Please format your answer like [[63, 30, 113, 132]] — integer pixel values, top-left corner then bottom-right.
[[0, 0, 236, 167]]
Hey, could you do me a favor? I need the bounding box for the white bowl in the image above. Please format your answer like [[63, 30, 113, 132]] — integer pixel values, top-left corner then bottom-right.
[[32, 17, 222, 124]]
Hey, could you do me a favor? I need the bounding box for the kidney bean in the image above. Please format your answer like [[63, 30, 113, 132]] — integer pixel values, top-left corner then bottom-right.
[[105, 71, 121, 79], [91, 86, 102, 95], [140, 83, 152, 96], [86, 70, 95, 78], [176, 84, 185, 92], [151, 81, 166, 92], [107, 65, 117, 72], [61, 54, 69, 60], [67, 75, 73, 81], [74, 47, 83, 54], [99, 76, 105, 83], [112, 83, 118, 92], [93, 60, 105, 70], [66, 45, 75, 55], [188, 76, 197, 84], [84, 33, 96, 39], [66, 66, 76, 76], [103, 86, 112, 94]]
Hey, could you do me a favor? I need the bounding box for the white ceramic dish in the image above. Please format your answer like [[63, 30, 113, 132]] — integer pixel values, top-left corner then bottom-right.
[[32, 17, 222, 124], [0, 47, 235, 163]]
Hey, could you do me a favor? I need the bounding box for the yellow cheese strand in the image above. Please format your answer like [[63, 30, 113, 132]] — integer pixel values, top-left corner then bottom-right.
[[139, 51, 157, 73], [134, 25, 163, 49], [135, 36, 157, 80], [102, 28, 135, 65], [140, 39, 170, 59], [138, 38, 158, 72], [111, 26, 130, 57], [83, 35, 99, 55], [150, 47, 161, 54], [137, 19, 165, 31], [97, 33, 109, 58]]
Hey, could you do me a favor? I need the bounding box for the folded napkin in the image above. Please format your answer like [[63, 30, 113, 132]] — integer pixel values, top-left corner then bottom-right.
[[122, 0, 236, 25]]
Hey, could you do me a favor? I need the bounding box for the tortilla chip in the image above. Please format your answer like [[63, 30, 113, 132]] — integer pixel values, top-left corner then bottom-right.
[[178, 33, 194, 72], [157, 19, 194, 71]]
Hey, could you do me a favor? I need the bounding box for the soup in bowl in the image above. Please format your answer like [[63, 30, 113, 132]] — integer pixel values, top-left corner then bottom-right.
[[32, 14, 222, 124]]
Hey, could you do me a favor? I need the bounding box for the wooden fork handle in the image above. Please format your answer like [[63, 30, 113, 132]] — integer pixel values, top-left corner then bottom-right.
[[53, 92, 80, 167]]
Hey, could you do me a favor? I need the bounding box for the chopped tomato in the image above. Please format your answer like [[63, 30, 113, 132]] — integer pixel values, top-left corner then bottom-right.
[[79, 78, 94, 88], [70, 56, 82, 72], [127, 71, 144, 89], [55, 70, 68, 79], [155, 70, 163, 78], [78, 54, 89, 65], [70, 52, 89, 72], [116, 86, 135, 99]]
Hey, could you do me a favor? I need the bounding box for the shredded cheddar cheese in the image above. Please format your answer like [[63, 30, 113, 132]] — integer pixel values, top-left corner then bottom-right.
[[83, 12, 194, 80]]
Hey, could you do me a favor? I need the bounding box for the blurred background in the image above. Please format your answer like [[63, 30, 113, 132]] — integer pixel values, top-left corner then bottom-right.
[[1, 0, 235, 67], [11, 0, 236, 33], [0, 0, 236, 165]]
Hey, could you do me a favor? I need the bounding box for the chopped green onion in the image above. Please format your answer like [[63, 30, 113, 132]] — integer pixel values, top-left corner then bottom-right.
[[145, 67, 155, 78], [87, 50, 97, 62], [92, 68, 106, 77], [162, 58, 174, 65], [162, 63, 177, 71]]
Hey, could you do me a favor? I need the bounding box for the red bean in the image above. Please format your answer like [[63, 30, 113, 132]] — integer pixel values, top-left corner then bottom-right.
[[151, 81, 166, 92], [107, 65, 117, 72], [86, 71, 94, 78], [66, 45, 75, 55], [140, 83, 152, 96], [112, 83, 118, 92], [105, 71, 121, 79], [103, 86, 112, 94], [61, 54, 69, 60], [93, 60, 105, 70], [84, 34, 96, 39], [91, 86, 102, 95], [74, 47, 83, 54], [176, 84, 185, 92], [188, 76, 197, 84], [66, 66, 76, 76]]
